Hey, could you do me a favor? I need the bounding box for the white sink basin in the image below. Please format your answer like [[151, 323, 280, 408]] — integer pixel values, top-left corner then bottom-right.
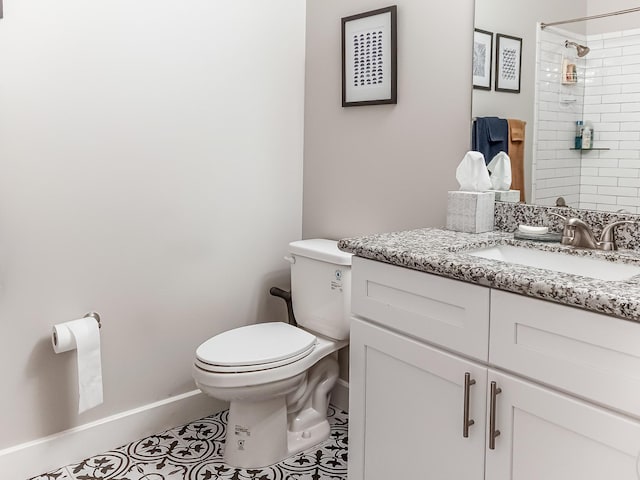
[[467, 245, 640, 281]]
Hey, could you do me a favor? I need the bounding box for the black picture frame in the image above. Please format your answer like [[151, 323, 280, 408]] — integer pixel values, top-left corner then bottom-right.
[[341, 6, 397, 107], [495, 33, 522, 93], [473, 29, 493, 90]]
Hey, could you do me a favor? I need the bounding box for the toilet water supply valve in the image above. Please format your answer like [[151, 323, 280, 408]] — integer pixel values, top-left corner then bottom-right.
[[270, 287, 297, 326]]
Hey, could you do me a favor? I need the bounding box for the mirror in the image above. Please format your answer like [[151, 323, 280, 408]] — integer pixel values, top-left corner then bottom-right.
[[473, 0, 640, 214]]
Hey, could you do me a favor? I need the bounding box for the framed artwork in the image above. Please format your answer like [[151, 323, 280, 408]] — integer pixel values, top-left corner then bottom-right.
[[495, 34, 522, 93], [342, 6, 397, 107], [473, 29, 493, 90]]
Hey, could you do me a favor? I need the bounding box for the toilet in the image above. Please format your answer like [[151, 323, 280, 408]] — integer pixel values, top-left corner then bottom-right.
[[192, 239, 352, 468]]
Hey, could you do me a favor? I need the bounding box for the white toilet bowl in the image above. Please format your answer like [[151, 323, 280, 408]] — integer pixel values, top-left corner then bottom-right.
[[193, 239, 352, 468], [192, 322, 348, 468]]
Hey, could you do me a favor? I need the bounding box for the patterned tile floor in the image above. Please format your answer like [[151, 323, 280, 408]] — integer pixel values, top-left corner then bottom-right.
[[29, 406, 348, 480]]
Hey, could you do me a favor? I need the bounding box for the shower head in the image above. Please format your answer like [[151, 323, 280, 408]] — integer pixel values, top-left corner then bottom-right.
[[565, 40, 590, 57]]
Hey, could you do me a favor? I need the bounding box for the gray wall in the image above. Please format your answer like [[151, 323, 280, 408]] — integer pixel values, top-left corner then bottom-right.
[[0, 0, 305, 451], [303, 0, 474, 240]]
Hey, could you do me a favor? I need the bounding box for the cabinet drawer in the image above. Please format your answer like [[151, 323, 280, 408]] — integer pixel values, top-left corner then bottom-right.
[[352, 257, 490, 361], [490, 290, 640, 419]]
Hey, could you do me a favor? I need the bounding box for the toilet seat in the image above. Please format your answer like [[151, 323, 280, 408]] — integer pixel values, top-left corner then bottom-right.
[[196, 322, 317, 373]]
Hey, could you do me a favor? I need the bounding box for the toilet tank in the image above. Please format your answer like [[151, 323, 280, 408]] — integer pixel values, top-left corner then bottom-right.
[[288, 239, 352, 340]]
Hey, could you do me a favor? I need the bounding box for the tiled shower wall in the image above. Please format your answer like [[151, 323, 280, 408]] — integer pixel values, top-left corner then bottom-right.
[[533, 27, 586, 207], [581, 28, 640, 212], [534, 27, 640, 212]]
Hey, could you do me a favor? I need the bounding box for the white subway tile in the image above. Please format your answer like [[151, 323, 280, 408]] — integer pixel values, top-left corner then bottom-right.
[[587, 85, 622, 95], [583, 103, 621, 113], [598, 186, 638, 196], [615, 197, 640, 207], [622, 64, 640, 75], [581, 167, 599, 176], [581, 158, 619, 167], [602, 112, 640, 122], [602, 93, 640, 103], [591, 122, 620, 132], [598, 167, 639, 178], [583, 95, 603, 105], [613, 204, 639, 214], [596, 66, 623, 77], [580, 202, 599, 209], [604, 36, 637, 48], [537, 110, 559, 121], [581, 176, 618, 186], [537, 130, 559, 140], [581, 193, 617, 204], [602, 54, 635, 66], [602, 31, 624, 40], [603, 74, 640, 86], [599, 131, 640, 141], [611, 153, 640, 163], [619, 178, 640, 187]]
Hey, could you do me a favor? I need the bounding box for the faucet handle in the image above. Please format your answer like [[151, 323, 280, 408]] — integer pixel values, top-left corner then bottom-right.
[[599, 220, 636, 251], [548, 212, 575, 245]]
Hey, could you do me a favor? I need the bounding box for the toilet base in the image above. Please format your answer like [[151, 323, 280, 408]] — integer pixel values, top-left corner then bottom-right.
[[223, 355, 339, 468], [224, 397, 289, 468]]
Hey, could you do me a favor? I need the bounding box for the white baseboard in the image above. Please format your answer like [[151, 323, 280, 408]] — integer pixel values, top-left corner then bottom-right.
[[0, 390, 226, 480], [331, 378, 349, 413]]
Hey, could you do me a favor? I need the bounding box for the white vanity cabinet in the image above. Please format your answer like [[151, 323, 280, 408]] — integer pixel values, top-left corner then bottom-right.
[[349, 256, 640, 480]]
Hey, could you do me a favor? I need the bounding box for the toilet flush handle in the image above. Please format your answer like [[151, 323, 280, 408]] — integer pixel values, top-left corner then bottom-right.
[[284, 255, 296, 264]]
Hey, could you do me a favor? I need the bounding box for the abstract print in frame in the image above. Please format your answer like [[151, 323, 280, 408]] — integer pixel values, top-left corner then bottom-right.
[[495, 33, 522, 93], [473, 28, 493, 90], [342, 5, 397, 107]]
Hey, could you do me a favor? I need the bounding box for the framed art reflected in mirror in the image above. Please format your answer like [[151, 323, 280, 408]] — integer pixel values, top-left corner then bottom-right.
[[473, 29, 493, 90], [495, 33, 522, 93]]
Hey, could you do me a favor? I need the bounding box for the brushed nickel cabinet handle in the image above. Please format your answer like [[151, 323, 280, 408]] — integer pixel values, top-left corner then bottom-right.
[[489, 381, 502, 450], [463, 372, 476, 438]]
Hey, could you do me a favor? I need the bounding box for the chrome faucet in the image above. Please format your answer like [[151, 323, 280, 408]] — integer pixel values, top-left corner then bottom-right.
[[551, 214, 634, 251]]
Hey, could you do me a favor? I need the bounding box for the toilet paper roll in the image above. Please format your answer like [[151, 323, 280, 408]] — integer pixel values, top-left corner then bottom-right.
[[52, 317, 104, 414]]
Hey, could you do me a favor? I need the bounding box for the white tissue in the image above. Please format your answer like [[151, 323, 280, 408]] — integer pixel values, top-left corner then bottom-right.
[[487, 151, 512, 191], [456, 151, 491, 191], [52, 317, 103, 414]]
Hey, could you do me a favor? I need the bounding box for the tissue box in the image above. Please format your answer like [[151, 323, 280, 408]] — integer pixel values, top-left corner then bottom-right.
[[446, 191, 495, 233], [492, 190, 520, 203]]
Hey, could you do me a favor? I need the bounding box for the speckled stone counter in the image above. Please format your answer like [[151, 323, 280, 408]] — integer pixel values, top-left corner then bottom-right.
[[338, 228, 640, 322]]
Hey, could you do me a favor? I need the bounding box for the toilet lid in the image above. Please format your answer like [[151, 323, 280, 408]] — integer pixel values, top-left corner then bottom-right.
[[196, 322, 317, 370]]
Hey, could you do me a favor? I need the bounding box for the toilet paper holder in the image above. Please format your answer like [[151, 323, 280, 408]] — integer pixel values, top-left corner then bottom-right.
[[84, 311, 102, 329], [52, 312, 101, 348]]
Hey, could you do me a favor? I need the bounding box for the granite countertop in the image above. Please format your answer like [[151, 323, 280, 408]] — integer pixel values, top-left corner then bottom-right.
[[338, 228, 640, 322]]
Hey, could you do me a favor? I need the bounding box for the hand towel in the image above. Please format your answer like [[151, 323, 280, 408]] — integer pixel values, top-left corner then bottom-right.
[[472, 117, 509, 166], [507, 119, 526, 201]]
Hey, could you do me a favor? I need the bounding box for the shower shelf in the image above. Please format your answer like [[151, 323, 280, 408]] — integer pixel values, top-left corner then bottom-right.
[[569, 148, 610, 151]]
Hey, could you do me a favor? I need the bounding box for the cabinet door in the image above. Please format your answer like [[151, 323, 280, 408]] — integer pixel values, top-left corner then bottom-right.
[[490, 289, 640, 419], [486, 369, 640, 480], [349, 317, 487, 480], [351, 256, 491, 361]]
